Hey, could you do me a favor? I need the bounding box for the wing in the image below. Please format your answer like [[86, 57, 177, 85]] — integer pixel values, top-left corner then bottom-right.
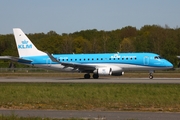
[[61, 62, 96, 71], [0, 56, 32, 64], [46, 52, 96, 72]]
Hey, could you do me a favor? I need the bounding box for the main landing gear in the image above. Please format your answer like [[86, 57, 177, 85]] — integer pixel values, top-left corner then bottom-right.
[[84, 73, 99, 79], [149, 71, 154, 79]]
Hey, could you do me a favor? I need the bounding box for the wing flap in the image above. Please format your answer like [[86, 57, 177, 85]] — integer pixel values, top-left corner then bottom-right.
[[62, 62, 96, 71]]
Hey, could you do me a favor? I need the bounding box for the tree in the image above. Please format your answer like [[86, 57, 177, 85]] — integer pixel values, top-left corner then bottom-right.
[[0, 24, 180, 66], [72, 36, 91, 53], [61, 35, 73, 53], [121, 38, 135, 52], [39, 32, 62, 54], [120, 26, 137, 39]]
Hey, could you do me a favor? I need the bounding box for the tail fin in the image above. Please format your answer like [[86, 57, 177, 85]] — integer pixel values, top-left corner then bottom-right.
[[13, 28, 46, 57]]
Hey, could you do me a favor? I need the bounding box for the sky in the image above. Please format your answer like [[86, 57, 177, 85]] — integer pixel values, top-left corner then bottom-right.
[[0, 0, 180, 34]]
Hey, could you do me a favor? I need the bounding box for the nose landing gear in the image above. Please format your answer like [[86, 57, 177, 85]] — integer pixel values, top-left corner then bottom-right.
[[149, 71, 154, 79], [149, 73, 153, 79]]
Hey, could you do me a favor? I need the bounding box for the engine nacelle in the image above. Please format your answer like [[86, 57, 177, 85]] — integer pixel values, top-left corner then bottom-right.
[[111, 71, 124, 76], [94, 67, 112, 75], [94, 66, 124, 76], [111, 66, 124, 76]]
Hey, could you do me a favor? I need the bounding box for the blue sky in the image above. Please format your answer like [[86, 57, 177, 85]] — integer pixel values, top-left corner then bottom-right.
[[0, 0, 179, 34]]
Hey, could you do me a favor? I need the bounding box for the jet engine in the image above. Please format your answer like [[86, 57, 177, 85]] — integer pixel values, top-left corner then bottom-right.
[[94, 66, 124, 76], [95, 67, 112, 75]]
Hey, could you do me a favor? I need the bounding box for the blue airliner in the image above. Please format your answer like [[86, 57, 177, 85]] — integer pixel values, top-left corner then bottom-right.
[[0, 28, 173, 79]]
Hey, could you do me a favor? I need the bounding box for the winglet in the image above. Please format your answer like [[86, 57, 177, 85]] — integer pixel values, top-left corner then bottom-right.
[[46, 52, 60, 63]]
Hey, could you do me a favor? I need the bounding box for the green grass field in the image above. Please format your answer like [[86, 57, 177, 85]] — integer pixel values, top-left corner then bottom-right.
[[0, 72, 179, 120], [0, 82, 180, 112], [0, 114, 84, 120]]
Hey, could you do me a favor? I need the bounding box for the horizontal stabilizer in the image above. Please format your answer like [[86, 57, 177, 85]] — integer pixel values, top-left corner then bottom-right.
[[0, 56, 32, 64]]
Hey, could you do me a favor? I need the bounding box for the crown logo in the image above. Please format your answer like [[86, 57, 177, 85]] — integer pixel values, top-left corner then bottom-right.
[[21, 40, 28, 44]]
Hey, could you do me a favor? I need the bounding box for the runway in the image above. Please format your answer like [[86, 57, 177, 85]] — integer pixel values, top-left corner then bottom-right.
[[0, 77, 180, 84], [0, 77, 180, 119], [0, 109, 179, 120]]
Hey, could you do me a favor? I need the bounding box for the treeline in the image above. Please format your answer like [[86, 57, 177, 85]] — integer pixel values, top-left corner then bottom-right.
[[0, 25, 180, 67]]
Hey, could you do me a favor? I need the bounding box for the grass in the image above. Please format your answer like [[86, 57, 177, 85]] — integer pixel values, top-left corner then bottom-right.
[[0, 114, 85, 120], [0, 83, 180, 112]]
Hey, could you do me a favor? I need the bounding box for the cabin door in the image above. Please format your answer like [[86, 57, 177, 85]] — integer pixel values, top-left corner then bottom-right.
[[143, 56, 149, 65]]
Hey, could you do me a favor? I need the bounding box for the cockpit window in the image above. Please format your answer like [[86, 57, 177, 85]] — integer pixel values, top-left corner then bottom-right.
[[154, 56, 163, 59], [154, 56, 158, 59]]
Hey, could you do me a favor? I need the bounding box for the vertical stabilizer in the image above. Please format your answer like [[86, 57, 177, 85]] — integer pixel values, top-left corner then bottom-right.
[[13, 28, 46, 57]]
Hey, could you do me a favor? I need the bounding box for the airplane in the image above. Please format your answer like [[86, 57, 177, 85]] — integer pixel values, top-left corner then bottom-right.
[[0, 28, 173, 79]]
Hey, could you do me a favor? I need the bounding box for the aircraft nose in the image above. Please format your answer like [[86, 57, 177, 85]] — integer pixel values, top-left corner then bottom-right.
[[165, 61, 173, 69]]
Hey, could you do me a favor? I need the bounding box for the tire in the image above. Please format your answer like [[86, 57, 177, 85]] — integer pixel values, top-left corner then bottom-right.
[[93, 74, 99, 79], [149, 75, 153, 79], [84, 74, 90, 79]]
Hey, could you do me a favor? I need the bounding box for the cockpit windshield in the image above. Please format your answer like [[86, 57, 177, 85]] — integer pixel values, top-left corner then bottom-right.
[[154, 56, 163, 59]]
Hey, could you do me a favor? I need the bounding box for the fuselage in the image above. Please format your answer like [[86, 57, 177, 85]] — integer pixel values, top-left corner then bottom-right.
[[20, 52, 173, 72]]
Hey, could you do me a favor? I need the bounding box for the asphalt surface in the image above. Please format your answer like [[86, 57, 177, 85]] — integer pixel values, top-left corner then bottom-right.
[[1, 77, 180, 84], [0, 77, 180, 120], [0, 110, 179, 120]]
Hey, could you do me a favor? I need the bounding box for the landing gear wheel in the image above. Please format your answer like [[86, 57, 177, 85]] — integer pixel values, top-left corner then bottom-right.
[[84, 74, 90, 79], [93, 74, 99, 79], [149, 75, 153, 79], [149, 71, 154, 79]]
